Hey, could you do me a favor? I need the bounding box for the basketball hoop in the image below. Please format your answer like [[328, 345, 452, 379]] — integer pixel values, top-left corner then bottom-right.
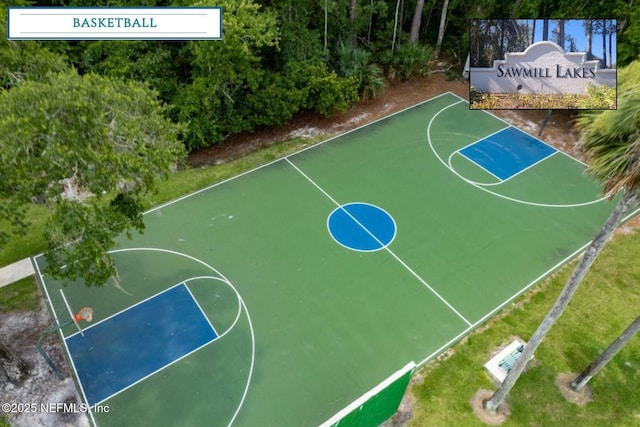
[[39, 305, 94, 380], [74, 306, 93, 322]]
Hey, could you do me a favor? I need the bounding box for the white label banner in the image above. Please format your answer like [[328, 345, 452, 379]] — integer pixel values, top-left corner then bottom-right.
[[8, 7, 222, 40]]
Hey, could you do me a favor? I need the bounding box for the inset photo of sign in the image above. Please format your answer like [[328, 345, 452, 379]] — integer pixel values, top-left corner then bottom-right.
[[469, 19, 617, 110]]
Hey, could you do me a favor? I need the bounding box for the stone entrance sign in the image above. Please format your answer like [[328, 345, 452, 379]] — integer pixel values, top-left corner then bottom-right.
[[470, 41, 616, 95]]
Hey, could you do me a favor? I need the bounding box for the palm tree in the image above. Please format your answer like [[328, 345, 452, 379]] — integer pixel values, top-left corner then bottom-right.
[[570, 315, 640, 392], [483, 60, 640, 414]]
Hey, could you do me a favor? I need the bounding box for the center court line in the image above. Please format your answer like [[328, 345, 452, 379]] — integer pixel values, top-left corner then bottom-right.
[[284, 157, 473, 327]]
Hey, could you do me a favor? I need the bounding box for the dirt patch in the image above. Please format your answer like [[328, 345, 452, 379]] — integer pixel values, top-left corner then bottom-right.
[[470, 389, 509, 425], [0, 289, 89, 427], [556, 373, 594, 405]]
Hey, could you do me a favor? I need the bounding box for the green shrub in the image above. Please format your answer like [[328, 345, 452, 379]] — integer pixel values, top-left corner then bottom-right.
[[576, 83, 617, 109], [382, 43, 433, 81], [337, 41, 386, 99]]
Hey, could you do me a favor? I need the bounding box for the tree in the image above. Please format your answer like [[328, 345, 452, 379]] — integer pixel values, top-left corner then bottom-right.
[[483, 60, 640, 414], [570, 315, 640, 392], [392, 0, 401, 52], [557, 19, 565, 50], [434, 0, 449, 58], [409, 0, 426, 43], [0, 1, 67, 89], [0, 70, 185, 287], [585, 19, 593, 59], [180, 0, 278, 149]]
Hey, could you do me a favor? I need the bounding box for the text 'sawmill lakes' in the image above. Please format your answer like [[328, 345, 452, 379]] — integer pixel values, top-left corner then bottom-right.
[[497, 64, 597, 79]]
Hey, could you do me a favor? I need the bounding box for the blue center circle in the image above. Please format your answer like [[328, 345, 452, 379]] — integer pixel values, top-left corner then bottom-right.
[[327, 202, 397, 252]]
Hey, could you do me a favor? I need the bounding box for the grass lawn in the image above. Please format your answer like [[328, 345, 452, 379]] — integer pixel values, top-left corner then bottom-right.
[[409, 228, 640, 426]]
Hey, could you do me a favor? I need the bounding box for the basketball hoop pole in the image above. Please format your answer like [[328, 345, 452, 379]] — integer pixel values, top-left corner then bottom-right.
[[538, 109, 553, 136], [38, 307, 93, 380]]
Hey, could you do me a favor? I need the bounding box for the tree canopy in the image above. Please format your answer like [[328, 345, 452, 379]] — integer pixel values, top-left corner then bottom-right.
[[5, 0, 638, 152], [0, 70, 185, 286]]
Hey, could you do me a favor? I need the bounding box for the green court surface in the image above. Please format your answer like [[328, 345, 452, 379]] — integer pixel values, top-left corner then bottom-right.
[[35, 92, 619, 426]]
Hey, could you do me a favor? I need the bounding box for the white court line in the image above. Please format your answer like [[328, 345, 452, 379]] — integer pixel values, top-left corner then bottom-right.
[[454, 125, 511, 154], [453, 125, 560, 185], [107, 247, 255, 427], [496, 150, 559, 184], [284, 157, 472, 327], [427, 99, 609, 208], [59, 289, 83, 336], [66, 281, 185, 337], [41, 247, 255, 427], [185, 281, 220, 337], [447, 91, 589, 166], [326, 202, 397, 252], [415, 202, 640, 368], [32, 257, 59, 325], [450, 150, 504, 182], [146, 92, 456, 215], [33, 261, 96, 426]]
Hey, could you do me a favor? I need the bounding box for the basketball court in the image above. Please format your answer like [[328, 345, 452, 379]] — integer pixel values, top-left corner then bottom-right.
[[34, 92, 621, 426]]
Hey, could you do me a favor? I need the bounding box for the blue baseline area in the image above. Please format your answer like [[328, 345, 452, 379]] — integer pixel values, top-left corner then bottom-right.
[[66, 283, 217, 406], [459, 127, 557, 180]]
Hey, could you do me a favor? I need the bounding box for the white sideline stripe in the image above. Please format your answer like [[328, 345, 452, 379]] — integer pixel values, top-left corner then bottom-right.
[[145, 92, 456, 215], [33, 258, 59, 325], [284, 157, 472, 327], [417, 232, 604, 368], [318, 361, 416, 427], [32, 259, 96, 426], [60, 289, 83, 336]]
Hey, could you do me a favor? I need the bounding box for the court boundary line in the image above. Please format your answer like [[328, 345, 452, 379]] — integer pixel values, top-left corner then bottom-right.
[[146, 92, 456, 216], [417, 239, 591, 367], [285, 157, 472, 327], [32, 259, 97, 427], [59, 289, 84, 336], [427, 98, 609, 208]]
